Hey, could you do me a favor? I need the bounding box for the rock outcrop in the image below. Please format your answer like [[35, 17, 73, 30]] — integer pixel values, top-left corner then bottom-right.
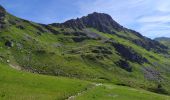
[[0, 5, 6, 29]]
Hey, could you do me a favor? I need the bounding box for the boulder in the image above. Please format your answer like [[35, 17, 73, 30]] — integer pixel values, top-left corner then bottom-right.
[[5, 41, 14, 47]]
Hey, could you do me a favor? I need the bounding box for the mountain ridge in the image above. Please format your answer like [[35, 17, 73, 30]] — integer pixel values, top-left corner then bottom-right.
[[53, 12, 124, 33], [50, 12, 168, 54]]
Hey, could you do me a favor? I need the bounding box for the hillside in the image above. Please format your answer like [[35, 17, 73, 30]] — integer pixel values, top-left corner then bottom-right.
[[0, 4, 170, 97], [0, 63, 91, 100], [155, 37, 170, 48], [1, 63, 170, 100]]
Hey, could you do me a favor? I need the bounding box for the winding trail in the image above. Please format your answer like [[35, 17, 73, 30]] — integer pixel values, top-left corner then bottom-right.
[[66, 83, 102, 100]]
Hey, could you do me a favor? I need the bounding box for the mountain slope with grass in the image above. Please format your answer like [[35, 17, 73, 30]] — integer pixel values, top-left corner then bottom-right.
[[155, 37, 170, 48], [0, 63, 91, 100], [0, 5, 170, 98], [1, 63, 170, 100]]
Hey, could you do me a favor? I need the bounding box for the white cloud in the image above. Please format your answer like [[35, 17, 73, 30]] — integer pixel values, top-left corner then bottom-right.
[[137, 15, 170, 23], [156, 0, 170, 13]]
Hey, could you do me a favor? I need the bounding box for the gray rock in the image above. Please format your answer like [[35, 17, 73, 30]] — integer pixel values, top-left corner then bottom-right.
[[141, 67, 163, 82]]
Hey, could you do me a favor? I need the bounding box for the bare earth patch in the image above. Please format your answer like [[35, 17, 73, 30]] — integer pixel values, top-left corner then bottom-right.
[[9, 64, 22, 70]]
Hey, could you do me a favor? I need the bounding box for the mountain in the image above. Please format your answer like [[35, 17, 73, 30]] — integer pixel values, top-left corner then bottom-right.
[[52, 12, 167, 53], [0, 5, 170, 96]]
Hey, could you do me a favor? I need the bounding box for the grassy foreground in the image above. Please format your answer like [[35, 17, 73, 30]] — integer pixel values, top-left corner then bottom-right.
[[76, 84, 170, 100], [0, 63, 169, 100], [0, 63, 90, 100]]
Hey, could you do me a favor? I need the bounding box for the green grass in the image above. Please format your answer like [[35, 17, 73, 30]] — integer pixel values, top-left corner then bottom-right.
[[0, 63, 90, 100], [76, 84, 170, 100], [0, 63, 170, 100]]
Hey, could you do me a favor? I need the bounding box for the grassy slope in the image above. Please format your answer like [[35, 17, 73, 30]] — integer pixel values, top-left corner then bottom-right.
[[76, 84, 170, 100], [0, 63, 169, 100], [0, 63, 90, 100], [155, 37, 170, 49], [87, 28, 170, 91]]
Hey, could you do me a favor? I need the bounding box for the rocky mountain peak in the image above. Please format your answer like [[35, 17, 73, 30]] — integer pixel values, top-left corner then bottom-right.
[[54, 12, 123, 33], [81, 12, 123, 33]]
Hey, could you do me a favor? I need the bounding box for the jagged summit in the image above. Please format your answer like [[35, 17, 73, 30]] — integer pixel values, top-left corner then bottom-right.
[[52, 12, 123, 33]]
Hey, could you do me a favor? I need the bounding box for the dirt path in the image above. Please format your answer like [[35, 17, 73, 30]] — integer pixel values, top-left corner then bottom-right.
[[66, 83, 102, 100], [9, 64, 22, 70]]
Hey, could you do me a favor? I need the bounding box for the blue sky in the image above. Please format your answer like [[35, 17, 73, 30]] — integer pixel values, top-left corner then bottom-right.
[[0, 0, 170, 38]]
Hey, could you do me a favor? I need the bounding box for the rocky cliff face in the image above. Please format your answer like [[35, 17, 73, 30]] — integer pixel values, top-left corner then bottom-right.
[[0, 5, 6, 29]]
